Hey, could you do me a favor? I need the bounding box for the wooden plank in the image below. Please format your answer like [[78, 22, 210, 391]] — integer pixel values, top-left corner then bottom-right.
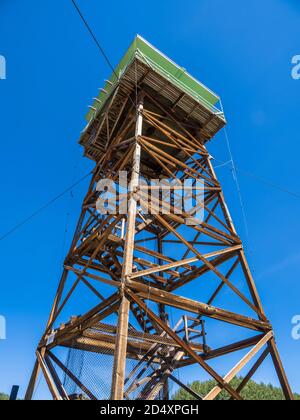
[[42, 293, 121, 349], [169, 374, 203, 400], [207, 257, 240, 305], [154, 213, 262, 317], [24, 359, 41, 400], [44, 354, 69, 400], [36, 350, 61, 401], [268, 338, 294, 400], [239, 251, 266, 320], [145, 351, 185, 400], [230, 348, 270, 399]]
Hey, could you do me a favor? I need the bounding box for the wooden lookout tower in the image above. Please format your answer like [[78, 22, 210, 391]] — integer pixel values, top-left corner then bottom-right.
[[26, 36, 293, 400]]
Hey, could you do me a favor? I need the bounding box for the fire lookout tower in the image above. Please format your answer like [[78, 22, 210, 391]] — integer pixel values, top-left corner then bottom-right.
[[26, 36, 293, 401]]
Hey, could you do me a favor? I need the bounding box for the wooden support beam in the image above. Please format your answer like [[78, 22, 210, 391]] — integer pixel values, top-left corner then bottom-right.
[[111, 97, 144, 400], [153, 213, 264, 318], [143, 94, 207, 151], [168, 247, 237, 292], [142, 351, 185, 400], [138, 191, 238, 246], [127, 279, 270, 331], [169, 374, 203, 400], [268, 338, 294, 400], [202, 334, 266, 361], [130, 245, 242, 280], [41, 293, 121, 349], [230, 348, 270, 399], [24, 359, 40, 401], [126, 289, 243, 400], [203, 331, 273, 400], [207, 257, 240, 306], [36, 350, 62, 401], [44, 354, 69, 400]]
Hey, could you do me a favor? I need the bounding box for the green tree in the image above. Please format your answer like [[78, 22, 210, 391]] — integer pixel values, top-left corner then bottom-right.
[[173, 377, 300, 401], [0, 393, 9, 401]]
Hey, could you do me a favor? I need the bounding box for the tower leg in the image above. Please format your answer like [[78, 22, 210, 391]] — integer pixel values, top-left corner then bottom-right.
[[25, 270, 69, 400], [25, 177, 95, 400], [111, 296, 131, 400], [158, 236, 169, 400], [25, 359, 40, 401], [268, 338, 294, 400], [111, 98, 143, 400]]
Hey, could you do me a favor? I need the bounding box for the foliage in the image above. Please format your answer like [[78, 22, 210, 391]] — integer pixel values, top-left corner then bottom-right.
[[173, 377, 300, 401], [0, 393, 9, 401]]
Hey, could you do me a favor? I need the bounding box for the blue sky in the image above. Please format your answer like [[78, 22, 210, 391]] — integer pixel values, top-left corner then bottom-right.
[[0, 0, 300, 398]]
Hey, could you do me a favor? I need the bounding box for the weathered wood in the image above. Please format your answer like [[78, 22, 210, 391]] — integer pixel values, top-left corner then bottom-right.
[[111, 97, 144, 400], [126, 279, 271, 331]]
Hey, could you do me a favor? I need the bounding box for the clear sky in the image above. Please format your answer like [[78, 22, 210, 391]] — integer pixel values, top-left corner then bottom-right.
[[0, 0, 300, 399]]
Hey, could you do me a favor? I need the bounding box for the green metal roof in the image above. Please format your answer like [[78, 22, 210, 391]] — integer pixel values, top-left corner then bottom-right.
[[86, 35, 222, 122]]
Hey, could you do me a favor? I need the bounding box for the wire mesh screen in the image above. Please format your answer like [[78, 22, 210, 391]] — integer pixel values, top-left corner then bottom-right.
[[62, 348, 115, 400], [63, 346, 85, 397], [51, 321, 184, 400]]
